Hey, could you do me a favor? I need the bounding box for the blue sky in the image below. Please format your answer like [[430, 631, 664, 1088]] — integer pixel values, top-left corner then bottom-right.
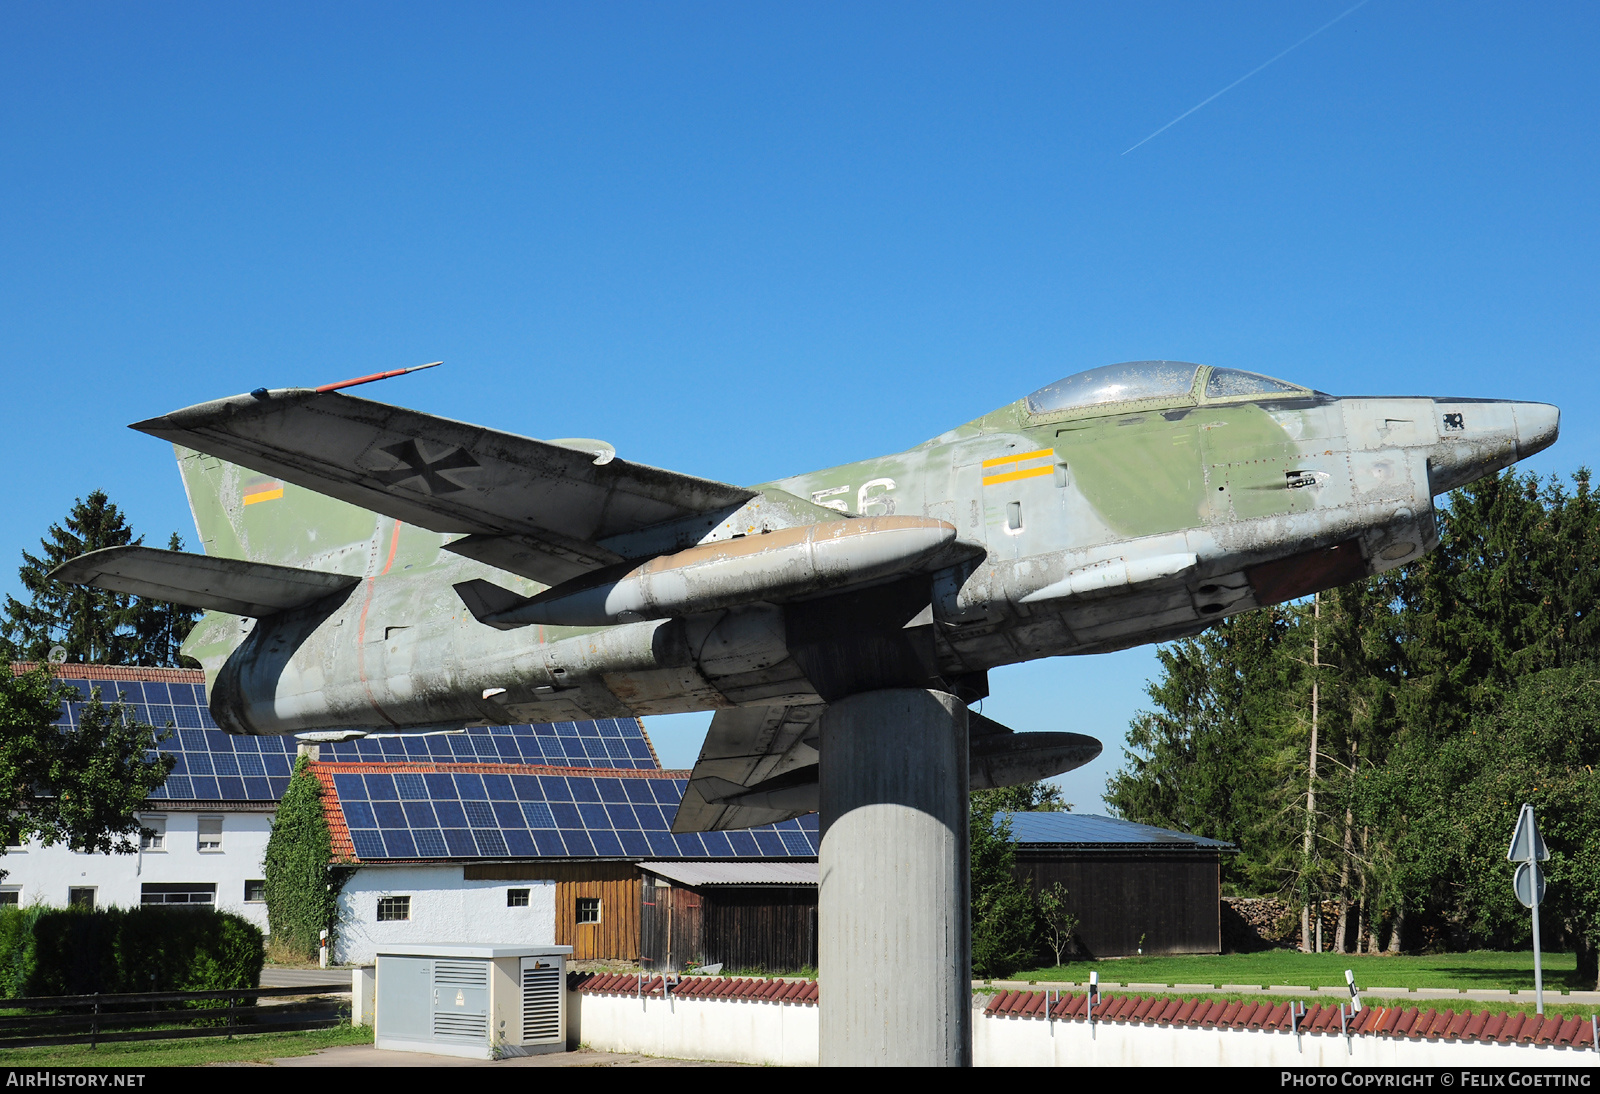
[[3, 3, 1595, 810]]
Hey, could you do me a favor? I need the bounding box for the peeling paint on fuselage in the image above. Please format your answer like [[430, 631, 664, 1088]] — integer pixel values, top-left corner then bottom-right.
[[179, 364, 1554, 736]]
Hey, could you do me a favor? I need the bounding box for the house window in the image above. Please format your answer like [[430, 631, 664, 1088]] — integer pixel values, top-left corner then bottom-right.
[[141, 883, 216, 907], [0, 889, 19, 906], [140, 816, 166, 852], [244, 880, 266, 903], [68, 888, 95, 910], [575, 897, 601, 924], [377, 896, 411, 922], [507, 888, 529, 907], [197, 817, 223, 852]]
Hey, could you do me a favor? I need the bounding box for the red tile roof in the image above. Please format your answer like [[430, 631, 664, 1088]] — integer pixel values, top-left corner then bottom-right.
[[573, 973, 819, 1005], [11, 662, 204, 682], [968, 991, 1598, 1048]]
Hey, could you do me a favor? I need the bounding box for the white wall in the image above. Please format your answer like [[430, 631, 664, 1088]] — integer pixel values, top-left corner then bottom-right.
[[335, 866, 556, 965], [973, 1009, 1598, 1067], [577, 991, 819, 1067], [569, 994, 1600, 1068], [0, 808, 274, 931]]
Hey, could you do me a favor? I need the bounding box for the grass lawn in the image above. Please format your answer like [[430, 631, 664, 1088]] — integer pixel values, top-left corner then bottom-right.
[[0, 1023, 373, 1067], [1015, 950, 1590, 993]]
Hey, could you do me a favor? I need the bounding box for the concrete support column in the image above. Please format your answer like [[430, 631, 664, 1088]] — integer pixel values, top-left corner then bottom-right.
[[818, 688, 970, 1067]]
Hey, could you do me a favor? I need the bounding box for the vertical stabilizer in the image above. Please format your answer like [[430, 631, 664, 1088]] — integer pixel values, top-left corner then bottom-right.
[[174, 444, 389, 571], [172, 444, 397, 682]]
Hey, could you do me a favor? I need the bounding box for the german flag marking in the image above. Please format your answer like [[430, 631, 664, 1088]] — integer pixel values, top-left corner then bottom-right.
[[982, 448, 1055, 486], [243, 484, 284, 506]]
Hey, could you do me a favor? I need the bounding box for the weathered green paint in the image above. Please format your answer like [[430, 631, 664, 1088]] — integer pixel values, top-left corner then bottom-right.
[[123, 361, 1551, 738]]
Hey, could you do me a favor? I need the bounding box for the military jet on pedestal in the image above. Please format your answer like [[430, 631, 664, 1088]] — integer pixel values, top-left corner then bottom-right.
[[54, 361, 1558, 832]]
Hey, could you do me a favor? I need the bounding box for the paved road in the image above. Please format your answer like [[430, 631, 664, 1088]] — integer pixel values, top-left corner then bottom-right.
[[253, 1045, 740, 1067], [260, 967, 353, 990]]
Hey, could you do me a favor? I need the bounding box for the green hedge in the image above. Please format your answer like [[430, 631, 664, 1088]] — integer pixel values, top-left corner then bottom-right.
[[0, 904, 264, 998]]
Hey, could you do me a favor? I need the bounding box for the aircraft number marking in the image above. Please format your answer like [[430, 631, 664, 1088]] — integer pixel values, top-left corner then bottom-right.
[[810, 479, 898, 516]]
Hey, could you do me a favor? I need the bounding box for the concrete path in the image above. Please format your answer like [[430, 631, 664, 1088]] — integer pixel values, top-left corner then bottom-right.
[[253, 1044, 739, 1067]]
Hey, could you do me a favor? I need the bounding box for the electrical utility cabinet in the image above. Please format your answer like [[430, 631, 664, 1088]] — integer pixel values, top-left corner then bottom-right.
[[374, 944, 572, 1059]]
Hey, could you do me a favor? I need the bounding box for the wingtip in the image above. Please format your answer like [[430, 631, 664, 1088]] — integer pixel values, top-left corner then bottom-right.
[[128, 388, 318, 437]]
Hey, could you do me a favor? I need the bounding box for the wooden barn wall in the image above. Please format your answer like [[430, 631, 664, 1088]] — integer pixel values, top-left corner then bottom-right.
[[1014, 850, 1221, 957], [464, 862, 639, 960], [639, 876, 699, 973], [639, 880, 817, 973], [701, 888, 817, 973]]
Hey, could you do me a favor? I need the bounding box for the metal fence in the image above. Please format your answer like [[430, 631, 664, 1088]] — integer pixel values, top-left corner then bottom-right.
[[0, 983, 353, 1049]]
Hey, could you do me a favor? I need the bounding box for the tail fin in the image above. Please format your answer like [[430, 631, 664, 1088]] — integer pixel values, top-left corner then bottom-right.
[[173, 444, 397, 683], [174, 444, 391, 571]]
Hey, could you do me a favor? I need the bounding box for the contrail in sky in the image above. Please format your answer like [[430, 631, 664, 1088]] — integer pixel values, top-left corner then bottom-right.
[[1122, 0, 1374, 155]]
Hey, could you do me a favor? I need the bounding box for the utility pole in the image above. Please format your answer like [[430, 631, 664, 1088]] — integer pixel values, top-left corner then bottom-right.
[[1301, 592, 1320, 953]]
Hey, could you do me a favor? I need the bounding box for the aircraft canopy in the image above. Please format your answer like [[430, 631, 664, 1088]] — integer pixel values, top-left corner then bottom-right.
[[1024, 360, 1305, 416]]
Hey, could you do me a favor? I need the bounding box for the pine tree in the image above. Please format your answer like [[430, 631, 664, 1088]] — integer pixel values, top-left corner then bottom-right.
[[0, 494, 199, 667], [130, 533, 203, 668], [2, 492, 141, 664]]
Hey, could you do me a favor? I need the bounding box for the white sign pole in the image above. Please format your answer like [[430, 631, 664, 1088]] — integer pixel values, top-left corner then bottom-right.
[[1508, 803, 1549, 1016], [1532, 887, 1544, 1016]]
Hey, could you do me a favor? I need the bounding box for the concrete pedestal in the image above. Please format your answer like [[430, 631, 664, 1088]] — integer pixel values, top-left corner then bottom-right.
[[818, 688, 970, 1066]]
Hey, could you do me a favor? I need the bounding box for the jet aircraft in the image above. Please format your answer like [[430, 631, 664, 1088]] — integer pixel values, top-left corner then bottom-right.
[[55, 360, 1558, 832]]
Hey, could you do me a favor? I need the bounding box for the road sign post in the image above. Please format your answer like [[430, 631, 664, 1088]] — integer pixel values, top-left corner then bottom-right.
[[1507, 803, 1550, 1015]]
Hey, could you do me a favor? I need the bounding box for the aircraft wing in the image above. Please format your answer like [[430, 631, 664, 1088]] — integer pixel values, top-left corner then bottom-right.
[[672, 703, 824, 833], [51, 545, 359, 617], [133, 388, 757, 583]]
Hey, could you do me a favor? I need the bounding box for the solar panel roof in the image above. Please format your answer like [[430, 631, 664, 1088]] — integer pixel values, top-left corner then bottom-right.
[[323, 766, 820, 862], [54, 675, 298, 802], [47, 671, 661, 804], [1000, 811, 1235, 849]]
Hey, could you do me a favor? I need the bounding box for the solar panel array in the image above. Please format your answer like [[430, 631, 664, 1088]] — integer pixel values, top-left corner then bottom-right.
[[57, 676, 297, 802], [318, 718, 656, 769], [331, 770, 821, 862], [52, 676, 660, 804]]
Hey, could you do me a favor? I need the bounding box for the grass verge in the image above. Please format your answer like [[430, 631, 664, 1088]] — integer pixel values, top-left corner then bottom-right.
[[1017, 950, 1586, 992], [0, 1022, 373, 1067]]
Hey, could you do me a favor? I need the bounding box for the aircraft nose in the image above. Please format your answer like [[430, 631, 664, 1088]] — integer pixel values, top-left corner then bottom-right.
[[1427, 399, 1560, 495], [1513, 402, 1560, 460]]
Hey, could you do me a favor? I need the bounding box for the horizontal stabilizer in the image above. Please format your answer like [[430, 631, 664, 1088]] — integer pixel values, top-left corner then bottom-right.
[[51, 546, 359, 617], [452, 579, 531, 630], [672, 703, 1103, 833]]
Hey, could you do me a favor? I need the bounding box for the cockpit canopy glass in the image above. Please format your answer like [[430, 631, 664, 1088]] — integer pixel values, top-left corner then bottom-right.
[[1204, 368, 1303, 399], [1024, 361, 1201, 416]]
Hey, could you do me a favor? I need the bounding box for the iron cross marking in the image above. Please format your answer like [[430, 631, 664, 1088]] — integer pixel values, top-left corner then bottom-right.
[[373, 440, 481, 495]]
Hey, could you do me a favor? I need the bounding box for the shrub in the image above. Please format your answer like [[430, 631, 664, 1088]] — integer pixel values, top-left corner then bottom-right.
[[263, 756, 347, 960], [0, 904, 263, 997]]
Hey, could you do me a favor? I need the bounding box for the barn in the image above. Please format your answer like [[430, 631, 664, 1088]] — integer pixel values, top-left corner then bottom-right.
[[637, 860, 818, 974], [1003, 812, 1234, 958]]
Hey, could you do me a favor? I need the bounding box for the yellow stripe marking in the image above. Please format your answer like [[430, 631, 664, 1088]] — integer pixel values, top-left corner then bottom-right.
[[982, 466, 1055, 486], [981, 448, 1053, 470], [243, 487, 284, 505]]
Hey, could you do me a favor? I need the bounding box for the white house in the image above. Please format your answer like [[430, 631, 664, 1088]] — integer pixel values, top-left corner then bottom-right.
[[3, 663, 298, 932], [1, 802, 275, 931], [332, 864, 557, 965]]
